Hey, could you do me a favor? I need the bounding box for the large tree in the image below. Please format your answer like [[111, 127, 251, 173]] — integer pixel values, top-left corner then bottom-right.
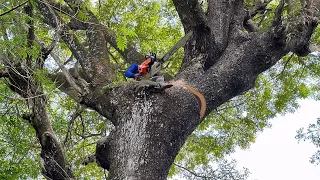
[[0, 0, 319, 179]]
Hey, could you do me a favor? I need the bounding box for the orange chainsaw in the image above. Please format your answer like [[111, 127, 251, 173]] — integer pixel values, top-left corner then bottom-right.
[[139, 31, 193, 77]]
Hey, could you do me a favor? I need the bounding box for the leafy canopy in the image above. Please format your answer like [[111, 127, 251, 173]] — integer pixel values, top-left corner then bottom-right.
[[0, 0, 320, 179]]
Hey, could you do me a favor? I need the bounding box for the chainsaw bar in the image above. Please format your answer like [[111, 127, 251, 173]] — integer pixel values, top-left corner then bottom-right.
[[160, 31, 193, 63], [150, 31, 193, 76]]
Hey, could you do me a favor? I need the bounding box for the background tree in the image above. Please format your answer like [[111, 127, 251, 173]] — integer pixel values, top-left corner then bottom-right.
[[296, 117, 320, 165], [0, 0, 319, 179]]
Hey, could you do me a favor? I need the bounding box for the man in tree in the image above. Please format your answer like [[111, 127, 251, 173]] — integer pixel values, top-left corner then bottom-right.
[[124, 53, 157, 80]]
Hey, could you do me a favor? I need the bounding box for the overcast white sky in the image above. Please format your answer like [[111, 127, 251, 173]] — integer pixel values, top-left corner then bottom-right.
[[233, 99, 320, 180]]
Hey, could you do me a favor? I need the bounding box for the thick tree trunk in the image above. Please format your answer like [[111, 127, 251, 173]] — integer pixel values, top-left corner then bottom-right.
[[102, 83, 200, 179]]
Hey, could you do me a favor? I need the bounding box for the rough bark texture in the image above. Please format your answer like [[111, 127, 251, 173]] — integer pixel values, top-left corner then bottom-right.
[[1, 0, 319, 179], [96, 82, 200, 179]]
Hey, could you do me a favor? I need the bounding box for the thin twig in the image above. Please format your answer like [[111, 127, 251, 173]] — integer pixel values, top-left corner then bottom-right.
[[276, 53, 294, 78], [0, 91, 45, 100], [38, 0, 106, 30], [0, 0, 28, 17], [216, 101, 247, 112], [173, 163, 216, 179], [63, 104, 86, 145], [75, 132, 103, 139]]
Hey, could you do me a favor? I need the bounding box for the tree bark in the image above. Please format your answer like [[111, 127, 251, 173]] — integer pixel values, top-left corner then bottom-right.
[[96, 82, 200, 179], [3, 0, 318, 179], [95, 1, 318, 179]]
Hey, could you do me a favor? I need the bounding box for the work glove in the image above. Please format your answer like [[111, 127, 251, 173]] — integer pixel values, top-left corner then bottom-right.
[[134, 73, 142, 81]]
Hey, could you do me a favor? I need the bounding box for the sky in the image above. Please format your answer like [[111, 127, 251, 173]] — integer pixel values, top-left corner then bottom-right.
[[233, 99, 320, 180]]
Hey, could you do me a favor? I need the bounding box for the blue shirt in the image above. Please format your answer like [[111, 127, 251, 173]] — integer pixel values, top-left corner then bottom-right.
[[124, 64, 139, 78]]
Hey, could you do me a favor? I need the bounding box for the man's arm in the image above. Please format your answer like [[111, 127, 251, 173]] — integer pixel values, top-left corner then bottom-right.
[[124, 64, 139, 78]]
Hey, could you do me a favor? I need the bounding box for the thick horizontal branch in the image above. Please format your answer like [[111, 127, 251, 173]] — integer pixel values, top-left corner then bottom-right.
[[177, 29, 290, 115], [51, 51, 89, 96]]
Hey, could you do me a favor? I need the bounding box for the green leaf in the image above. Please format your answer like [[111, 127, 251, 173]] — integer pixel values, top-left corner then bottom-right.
[[116, 35, 127, 51]]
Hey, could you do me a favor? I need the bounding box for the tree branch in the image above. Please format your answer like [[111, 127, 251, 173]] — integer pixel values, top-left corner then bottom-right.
[[0, 0, 28, 17], [64, 0, 82, 13], [172, 0, 207, 32], [76, 132, 103, 139], [60, 0, 109, 62], [35, 0, 90, 98], [272, 0, 285, 27], [36, 0, 89, 66], [35, 29, 61, 70], [173, 163, 217, 179], [105, 31, 145, 64], [82, 154, 96, 165], [207, 0, 240, 47], [47, 0, 75, 17], [64, 104, 85, 145], [248, 0, 272, 18], [44, 0, 87, 30], [41, 0, 144, 65], [51, 51, 89, 97], [25, 3, 35, 67], [284, 3, 319, 56], [39, 0, 118, 86], [2, 46, 75, 180], [244, 0, 272, 32]]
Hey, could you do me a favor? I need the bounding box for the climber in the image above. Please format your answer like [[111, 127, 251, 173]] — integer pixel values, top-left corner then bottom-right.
[[124, 31, 193, 81], [124, 52, 157, 81]]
